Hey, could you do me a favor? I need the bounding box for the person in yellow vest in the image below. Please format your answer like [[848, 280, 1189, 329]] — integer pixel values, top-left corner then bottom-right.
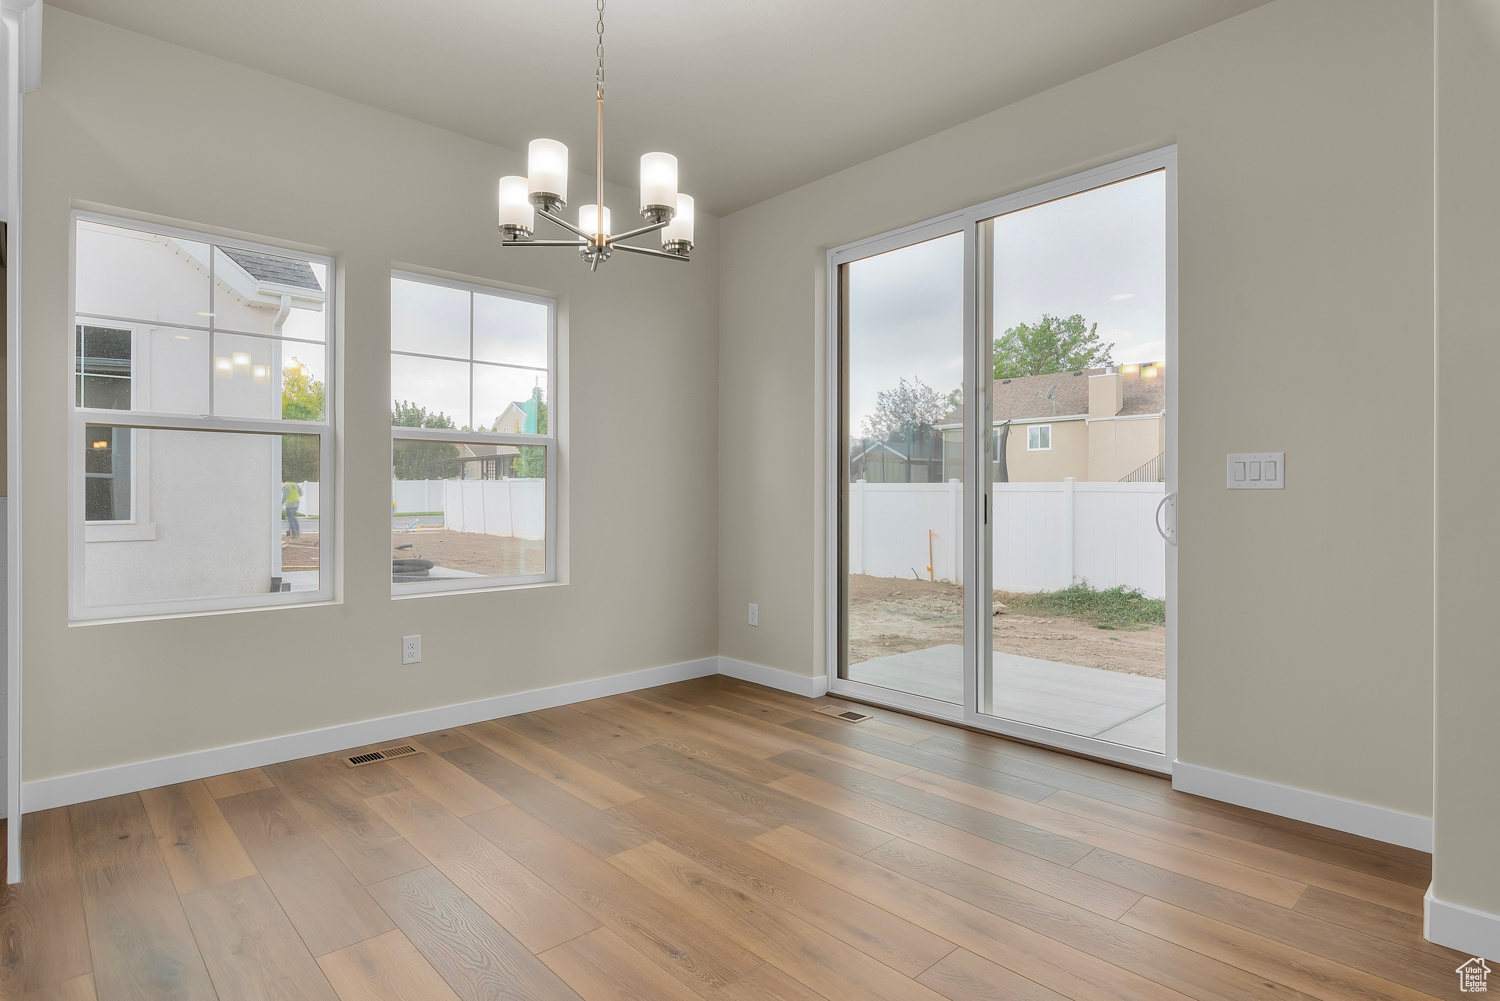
[[282, 481, 302, 539]]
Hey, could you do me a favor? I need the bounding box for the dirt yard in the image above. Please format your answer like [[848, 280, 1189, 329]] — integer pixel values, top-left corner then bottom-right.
[[392, 529, 546, 577], [847, 574, 1165, 678], [281, 533, 319, 571]]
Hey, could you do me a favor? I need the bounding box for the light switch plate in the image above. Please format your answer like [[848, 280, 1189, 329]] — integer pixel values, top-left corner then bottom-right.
[[1227, 452, 1285, 489]]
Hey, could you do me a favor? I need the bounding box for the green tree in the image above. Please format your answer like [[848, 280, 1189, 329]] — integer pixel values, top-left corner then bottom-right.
[[391, 400, 462, 480], [515, 385, 548, 478], [992, 313, 1113, 379], [861, 377, 952, 440], [280, 359, 323, 482]]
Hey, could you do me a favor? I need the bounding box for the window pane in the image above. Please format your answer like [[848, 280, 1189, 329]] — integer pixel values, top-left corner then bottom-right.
[[214, 334, 326, 422], [84, 425, 131, 521], [392, 354, 470, 430], [393, 440, 547, 583], [75, 220, 211, 328], [474, 367, 547, 434], [842, 232, 965, 705], [210, 247, 328, 338], [474, 292, 548, 368], [392, 277, 469, 358], [77, 324, 133, 409], [81, 429, 321, 608]]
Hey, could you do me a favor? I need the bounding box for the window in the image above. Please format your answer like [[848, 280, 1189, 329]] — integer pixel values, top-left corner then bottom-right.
[[390, 273, 556, 593], [1027, 424, 1052, 450], [70, 213, 334, 619]]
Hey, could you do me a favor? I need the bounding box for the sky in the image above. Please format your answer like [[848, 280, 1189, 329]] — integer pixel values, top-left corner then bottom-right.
[[847, 170, 1166, 432]]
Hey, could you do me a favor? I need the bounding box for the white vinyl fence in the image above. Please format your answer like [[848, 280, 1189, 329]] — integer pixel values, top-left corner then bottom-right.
[[392, 479, 446, 515], [441, 478, 546, 540], [848, 478, 1165, 598]]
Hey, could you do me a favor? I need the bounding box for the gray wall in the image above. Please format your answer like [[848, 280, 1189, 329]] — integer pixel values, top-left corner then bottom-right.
[[21, 9, 720, 781], [717, 0, 1435, 819], [1434, 0, 1500, 941]]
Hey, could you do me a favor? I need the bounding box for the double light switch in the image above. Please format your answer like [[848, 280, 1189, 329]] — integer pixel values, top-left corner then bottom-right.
[[1227, 452, 1284, 489]]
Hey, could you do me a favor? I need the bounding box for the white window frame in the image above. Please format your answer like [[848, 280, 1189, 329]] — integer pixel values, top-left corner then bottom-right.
[[68, 210, 337, 621], [1026, 424, 1052, 451], [390, 270, 558, 597]]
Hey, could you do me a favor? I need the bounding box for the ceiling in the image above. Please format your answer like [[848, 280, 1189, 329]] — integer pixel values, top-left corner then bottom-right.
[[46, 0, 1271, 215]]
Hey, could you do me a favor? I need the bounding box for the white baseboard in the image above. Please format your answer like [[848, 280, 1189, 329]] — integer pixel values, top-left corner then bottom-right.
[[716, 656, 829, 698], [1173, 760, 1433, 853], [1426, 888, 1500, 960], [23, 656, 719, 813]]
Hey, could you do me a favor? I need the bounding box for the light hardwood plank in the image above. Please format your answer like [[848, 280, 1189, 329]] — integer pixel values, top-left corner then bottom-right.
[[318, 930, 459, 1001], [367, 866, 584, 1001], [77, 855, 217, 1001], [68, 795, 156, 873], [704, 964, 826, 1001], [538, 927, 703, 1001], [409, 729, 476, 754], [181, 874, 339, 1001], [16, 973, 98, 1001], [383, 750, 509, 818], [365, 787, 598, 952], [617, 794, 956, 978], [140, 780, 258, 894], [0, 809, 92, 997], [610, 839, 953, 1001], [264, 756, 427, 886], [768, 769, 1142, 918], [204, 769, 275, 800], [896, 768, 1309, 907], [1071, 849, 1462, 999], [442, 743, 652, 857], [1119, 896, 1438, 1001], [462, 720, 644, 810], [218, 787, 395, 957], [917, 948, 1070, 1001], [752, 825, 1196, 1001], [317, 929, 462, 1001], [465, 804, 763, 996]]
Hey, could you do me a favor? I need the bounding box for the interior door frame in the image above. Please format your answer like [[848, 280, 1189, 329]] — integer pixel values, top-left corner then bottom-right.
[[825, 145, 1178, 774]]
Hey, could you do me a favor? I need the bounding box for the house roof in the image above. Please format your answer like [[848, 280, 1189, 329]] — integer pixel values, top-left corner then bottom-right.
[[972, 364, 1166, 423], [219, 247, 322, 291]]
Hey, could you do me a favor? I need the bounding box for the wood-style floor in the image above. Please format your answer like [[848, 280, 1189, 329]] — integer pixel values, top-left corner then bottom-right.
[[0, 675, 1467, 1001]]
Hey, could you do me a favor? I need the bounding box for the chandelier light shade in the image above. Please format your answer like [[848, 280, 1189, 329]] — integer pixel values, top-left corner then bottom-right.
[[497, 175, 534, 239], [498, 1, 691, 271], [527, 139, 569, 208], [661, 193, 694, 254], [639, 152, 678, 217], [579, 204, 611, 240]]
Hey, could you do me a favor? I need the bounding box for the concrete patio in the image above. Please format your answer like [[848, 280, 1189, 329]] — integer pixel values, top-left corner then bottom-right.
[[847, 643, 1165, 753]]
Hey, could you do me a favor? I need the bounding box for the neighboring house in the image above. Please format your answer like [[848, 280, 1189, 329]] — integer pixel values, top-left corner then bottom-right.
[[76, 221, 326, 603], [935, 363, 1166, 483]]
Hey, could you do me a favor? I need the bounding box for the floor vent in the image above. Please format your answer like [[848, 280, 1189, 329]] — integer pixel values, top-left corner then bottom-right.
[[344, 745, 423, 767], [817, 705, 876, 724]]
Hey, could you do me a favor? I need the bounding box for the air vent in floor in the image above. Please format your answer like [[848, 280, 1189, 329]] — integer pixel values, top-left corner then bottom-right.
[[344, 744, 423, 767], [816, 705, 876, 723]]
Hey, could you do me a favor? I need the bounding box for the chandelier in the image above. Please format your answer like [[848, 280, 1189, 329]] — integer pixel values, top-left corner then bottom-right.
[[497, 0, 693, 271]]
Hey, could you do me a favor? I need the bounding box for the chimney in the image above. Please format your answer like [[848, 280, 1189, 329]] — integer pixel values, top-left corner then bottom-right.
[[1088, 369, 1124, 419]]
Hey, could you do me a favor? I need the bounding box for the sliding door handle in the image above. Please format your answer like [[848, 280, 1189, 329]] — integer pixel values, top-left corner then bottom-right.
[[1155, 492, 1178, 546]]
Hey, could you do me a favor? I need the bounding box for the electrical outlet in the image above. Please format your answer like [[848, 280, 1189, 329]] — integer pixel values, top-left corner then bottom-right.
[[402, 635, 422, 665], [748, 603, 759, 627]]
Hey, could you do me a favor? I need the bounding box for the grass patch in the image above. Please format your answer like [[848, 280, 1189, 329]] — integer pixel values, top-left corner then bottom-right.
[[1003, 581, 1165, 630]]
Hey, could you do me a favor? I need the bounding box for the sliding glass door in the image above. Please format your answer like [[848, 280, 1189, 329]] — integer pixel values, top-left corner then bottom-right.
[[831, 149, 1176, 770]]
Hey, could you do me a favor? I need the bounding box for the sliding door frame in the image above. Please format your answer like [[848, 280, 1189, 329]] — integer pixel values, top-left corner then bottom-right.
[[825, 145, 1178, 774]]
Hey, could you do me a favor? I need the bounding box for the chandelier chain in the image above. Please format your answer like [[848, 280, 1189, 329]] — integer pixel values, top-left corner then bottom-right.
[[595, 0, 605, 97]]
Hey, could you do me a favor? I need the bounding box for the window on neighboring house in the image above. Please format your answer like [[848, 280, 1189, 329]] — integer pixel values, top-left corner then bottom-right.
[[390, 272, 556, 593], [70, 213, 335, 620], [1028, 424, 1052, 451]]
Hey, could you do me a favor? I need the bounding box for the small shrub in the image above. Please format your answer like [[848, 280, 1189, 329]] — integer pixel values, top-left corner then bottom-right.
[[1003, 580, 1165, 630]]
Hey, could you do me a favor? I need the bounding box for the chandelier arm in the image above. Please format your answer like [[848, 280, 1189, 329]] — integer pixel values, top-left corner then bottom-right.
[[537, 208, 596, 241], [612, 242, 690, 261], [501, 239, 590, 248], [611, 218, 672, 243]]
